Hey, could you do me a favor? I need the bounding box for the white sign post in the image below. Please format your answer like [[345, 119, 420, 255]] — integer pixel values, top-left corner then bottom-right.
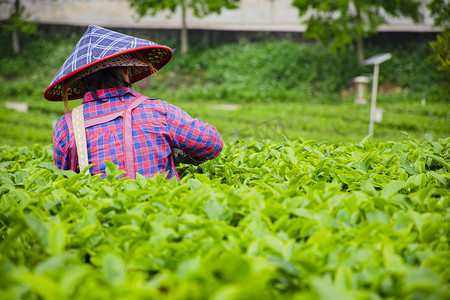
[[364, 53, 391, 136]]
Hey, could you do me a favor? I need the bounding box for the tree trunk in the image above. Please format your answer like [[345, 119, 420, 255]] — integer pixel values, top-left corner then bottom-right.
[[356, 36, 364, 66], [12, 0, 21, 54], [181, 1, 188, 55], [12, 26, 20, 54], [355, 8, 364, 66]]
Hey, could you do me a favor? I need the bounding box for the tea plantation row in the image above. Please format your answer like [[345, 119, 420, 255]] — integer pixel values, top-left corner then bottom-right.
[[0, 137, 449, 299]]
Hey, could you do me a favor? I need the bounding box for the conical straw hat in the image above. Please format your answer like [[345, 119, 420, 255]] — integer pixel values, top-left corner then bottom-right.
[[44, 24, 173, 101]]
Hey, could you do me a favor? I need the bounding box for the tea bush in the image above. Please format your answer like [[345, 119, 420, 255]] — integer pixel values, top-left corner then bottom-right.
[[0, 137, 449, 299]]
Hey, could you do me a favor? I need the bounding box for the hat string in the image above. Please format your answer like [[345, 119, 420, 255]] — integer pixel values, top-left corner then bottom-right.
[[134, 52, 157, 76], [63, 81, 69, 113]]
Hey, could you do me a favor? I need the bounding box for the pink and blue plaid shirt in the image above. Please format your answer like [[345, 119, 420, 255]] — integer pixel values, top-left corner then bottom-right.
[[53, 87, 223, 180]]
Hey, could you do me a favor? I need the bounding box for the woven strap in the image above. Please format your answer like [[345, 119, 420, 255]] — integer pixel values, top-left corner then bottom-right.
[[69, 95, 148, 178], [71, 105, 90, 175], [66, 111, 78, 172], [123, 95, 148, 179]]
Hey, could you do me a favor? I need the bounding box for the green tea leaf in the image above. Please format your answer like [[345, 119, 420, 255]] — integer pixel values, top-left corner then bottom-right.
[[188, 178, 202, 190], [176, 256, 201, 280], [381, 181, 407, 199], [102, 253, 126, 286], [404, 267, 441, 293], [24, 214, 49, 250], [311, 277, 352, 300], [428, 171, 448, 185], [204, 199, 224, 220], [61, 264, 90, 295], [48, 220, 66, 254], [427, 154, 450, 172]]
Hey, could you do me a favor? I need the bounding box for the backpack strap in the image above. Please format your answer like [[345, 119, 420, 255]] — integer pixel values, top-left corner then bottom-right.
[[72, 105, 89, 175], [68, 95, 148, 179], [85, 109, 124, 127], [123, 95, 148, 179]]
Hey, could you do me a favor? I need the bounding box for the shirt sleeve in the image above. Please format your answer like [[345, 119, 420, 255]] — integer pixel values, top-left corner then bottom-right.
[[53, 115, 71, 170], [164, 102, 223, 160]]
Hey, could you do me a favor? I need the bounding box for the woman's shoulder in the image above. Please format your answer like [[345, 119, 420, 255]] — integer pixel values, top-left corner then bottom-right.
[[139, 96, 171, 109]]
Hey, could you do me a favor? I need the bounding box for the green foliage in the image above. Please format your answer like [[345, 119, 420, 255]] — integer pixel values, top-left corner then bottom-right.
[[0, 33, 446, 101], [291, 0, 423, 58], [0, 33, 448, 147], [168, 39, 361, 99], [0, 31, 78, 78], [128, 0, 239, 18], [426, 0, 450, 84], [147, 39, 447, 100], [427, 0, 450, 29], [366, 41, 446, 95], [2, 12, 37, 36], [427, 30, 450, 72], [1, 0, 39, 54], [127, 0, 239, 53], [0, 137, 449, 299]]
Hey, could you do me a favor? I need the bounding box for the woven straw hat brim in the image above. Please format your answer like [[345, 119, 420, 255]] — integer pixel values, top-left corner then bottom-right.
[[44, 46, 172, 101]]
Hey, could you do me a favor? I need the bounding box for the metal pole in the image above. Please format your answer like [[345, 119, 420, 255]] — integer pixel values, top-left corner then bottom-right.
[[368, 63, 380, 136]]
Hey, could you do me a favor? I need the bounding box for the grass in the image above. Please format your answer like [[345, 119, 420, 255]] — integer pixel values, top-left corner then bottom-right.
[[0, 91, 448, 147], [166, 94, 450, 143], [0, 30, 448, 147]]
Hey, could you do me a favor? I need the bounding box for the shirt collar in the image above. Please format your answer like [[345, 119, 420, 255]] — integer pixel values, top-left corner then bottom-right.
[[82, 87, 138, 104]]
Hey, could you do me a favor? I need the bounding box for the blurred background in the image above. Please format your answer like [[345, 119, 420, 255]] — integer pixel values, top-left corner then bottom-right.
[[0, 0, 449, 146]]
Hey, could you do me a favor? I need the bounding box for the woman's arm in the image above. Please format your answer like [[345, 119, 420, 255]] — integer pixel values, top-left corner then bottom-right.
[[165, 103, 223, 162]]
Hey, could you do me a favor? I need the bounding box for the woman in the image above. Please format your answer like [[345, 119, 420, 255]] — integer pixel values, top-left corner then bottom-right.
[[44, 25, 223, 180]]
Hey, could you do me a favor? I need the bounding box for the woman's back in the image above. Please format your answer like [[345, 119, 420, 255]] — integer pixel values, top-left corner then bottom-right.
[[53, 87, 223, 180]]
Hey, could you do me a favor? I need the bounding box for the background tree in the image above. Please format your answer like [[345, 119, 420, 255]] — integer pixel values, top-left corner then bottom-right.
[[427, 0, 449, 73], [1, 0, 38, 54], [291, 0, 423, 65], [128, 0, 240, 54]]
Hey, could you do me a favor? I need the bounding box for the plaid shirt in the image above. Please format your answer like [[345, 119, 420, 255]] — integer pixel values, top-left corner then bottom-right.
[[53, 87, 223, 180]]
